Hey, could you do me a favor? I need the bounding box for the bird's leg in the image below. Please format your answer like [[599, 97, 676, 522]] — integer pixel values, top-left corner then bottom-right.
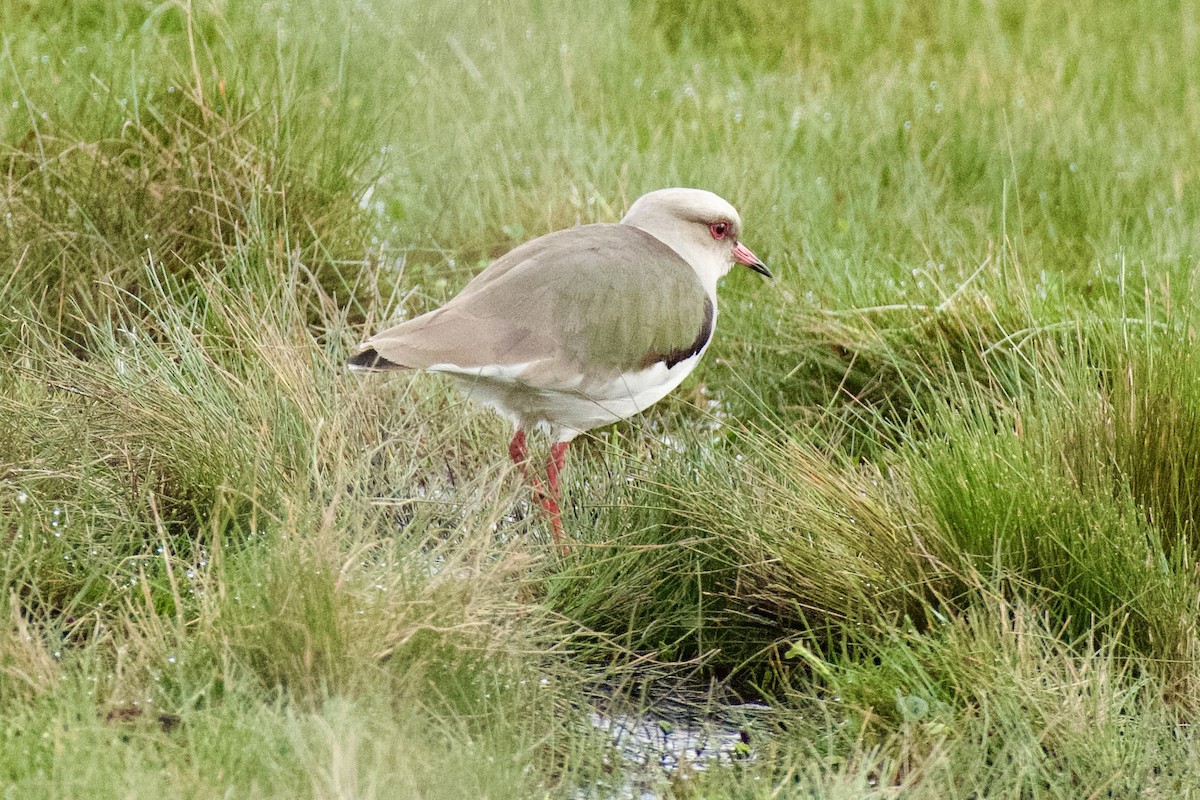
[[510, 429, 564, 547], [546, 442, 569, 497], [537, 492, 563, 549], [510, 428, 548, 495], [508, 429, 530, 477], [539, 442, 570, 550], [518, 438, 568, 551]]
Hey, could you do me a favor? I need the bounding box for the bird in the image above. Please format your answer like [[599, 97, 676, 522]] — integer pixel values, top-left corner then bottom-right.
[[348, 188, 770, 546]]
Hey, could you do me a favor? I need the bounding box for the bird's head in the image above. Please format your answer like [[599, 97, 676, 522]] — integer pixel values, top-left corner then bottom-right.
[[621, 188, 771, 290]]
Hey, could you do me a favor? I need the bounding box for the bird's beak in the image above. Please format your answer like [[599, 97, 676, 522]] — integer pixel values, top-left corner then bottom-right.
[[733, 240, 772, 279]]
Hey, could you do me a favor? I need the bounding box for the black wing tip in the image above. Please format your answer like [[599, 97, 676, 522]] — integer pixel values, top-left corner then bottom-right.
[[346, 347, 403, 371]]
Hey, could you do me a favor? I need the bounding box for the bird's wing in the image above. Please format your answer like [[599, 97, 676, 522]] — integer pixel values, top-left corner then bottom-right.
[[354, 224, 714, 392]]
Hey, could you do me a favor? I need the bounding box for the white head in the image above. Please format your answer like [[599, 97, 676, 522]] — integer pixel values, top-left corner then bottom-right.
[[620, 188, 770, 295]]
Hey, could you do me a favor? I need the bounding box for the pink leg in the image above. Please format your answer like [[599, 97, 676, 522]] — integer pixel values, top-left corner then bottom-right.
[[508, 429, 529, 474], [546, 442, 569, 496], [510, 428, 546, 492], [509, 429, 564, 548], [539, 442, 570, 550]]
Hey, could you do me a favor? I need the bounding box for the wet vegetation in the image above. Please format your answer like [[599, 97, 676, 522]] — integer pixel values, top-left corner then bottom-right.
[[4, 0, 1200, 795]]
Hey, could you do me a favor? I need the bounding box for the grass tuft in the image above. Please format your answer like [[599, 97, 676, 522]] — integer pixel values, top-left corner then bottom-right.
[[6, 0, 1200, 795]]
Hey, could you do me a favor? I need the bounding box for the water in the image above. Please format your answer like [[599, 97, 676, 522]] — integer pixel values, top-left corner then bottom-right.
[[582, 690, 771, 799]]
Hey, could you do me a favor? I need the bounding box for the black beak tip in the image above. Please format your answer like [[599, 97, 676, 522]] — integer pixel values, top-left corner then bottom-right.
[[747, 261, 772, 279]]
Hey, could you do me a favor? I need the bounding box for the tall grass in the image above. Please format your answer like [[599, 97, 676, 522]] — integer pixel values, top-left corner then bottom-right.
[[4, 0, 1200, 796]]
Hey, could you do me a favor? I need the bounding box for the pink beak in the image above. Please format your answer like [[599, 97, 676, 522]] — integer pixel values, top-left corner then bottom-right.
[[732, 241, 771, 278]]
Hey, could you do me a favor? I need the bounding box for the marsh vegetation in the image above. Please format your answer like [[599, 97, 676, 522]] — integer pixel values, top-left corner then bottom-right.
[[4, 0, 1200, 796]]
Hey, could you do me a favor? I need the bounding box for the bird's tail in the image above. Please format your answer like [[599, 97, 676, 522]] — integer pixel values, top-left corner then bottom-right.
[[346, 347, 406, 371]]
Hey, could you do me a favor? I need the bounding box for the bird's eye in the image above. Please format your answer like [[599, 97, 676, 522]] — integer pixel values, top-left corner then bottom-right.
[[709, 222, 729, 240]]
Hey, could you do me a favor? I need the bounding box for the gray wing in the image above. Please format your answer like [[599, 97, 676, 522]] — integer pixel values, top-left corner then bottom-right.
[[349, 224, 713, 389]]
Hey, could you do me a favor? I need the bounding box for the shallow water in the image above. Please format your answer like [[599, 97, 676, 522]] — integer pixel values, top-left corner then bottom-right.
[[583, 693, 771, 799]]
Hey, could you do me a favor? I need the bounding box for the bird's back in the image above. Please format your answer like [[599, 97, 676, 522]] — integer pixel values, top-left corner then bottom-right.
[[349, 223, 712, 393]]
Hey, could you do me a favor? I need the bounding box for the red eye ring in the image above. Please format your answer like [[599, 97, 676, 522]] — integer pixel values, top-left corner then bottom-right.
[[709, 222, 729, 240]]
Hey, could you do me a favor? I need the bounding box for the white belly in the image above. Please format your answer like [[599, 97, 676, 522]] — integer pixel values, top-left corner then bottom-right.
[[442, 350, 705, 442]]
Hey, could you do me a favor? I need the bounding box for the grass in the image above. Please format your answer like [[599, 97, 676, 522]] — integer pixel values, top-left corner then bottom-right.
[[4, 0, 1200, 796]]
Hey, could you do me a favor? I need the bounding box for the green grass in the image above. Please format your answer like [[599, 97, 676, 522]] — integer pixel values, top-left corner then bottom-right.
[[5, 0, 1200, 796]]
